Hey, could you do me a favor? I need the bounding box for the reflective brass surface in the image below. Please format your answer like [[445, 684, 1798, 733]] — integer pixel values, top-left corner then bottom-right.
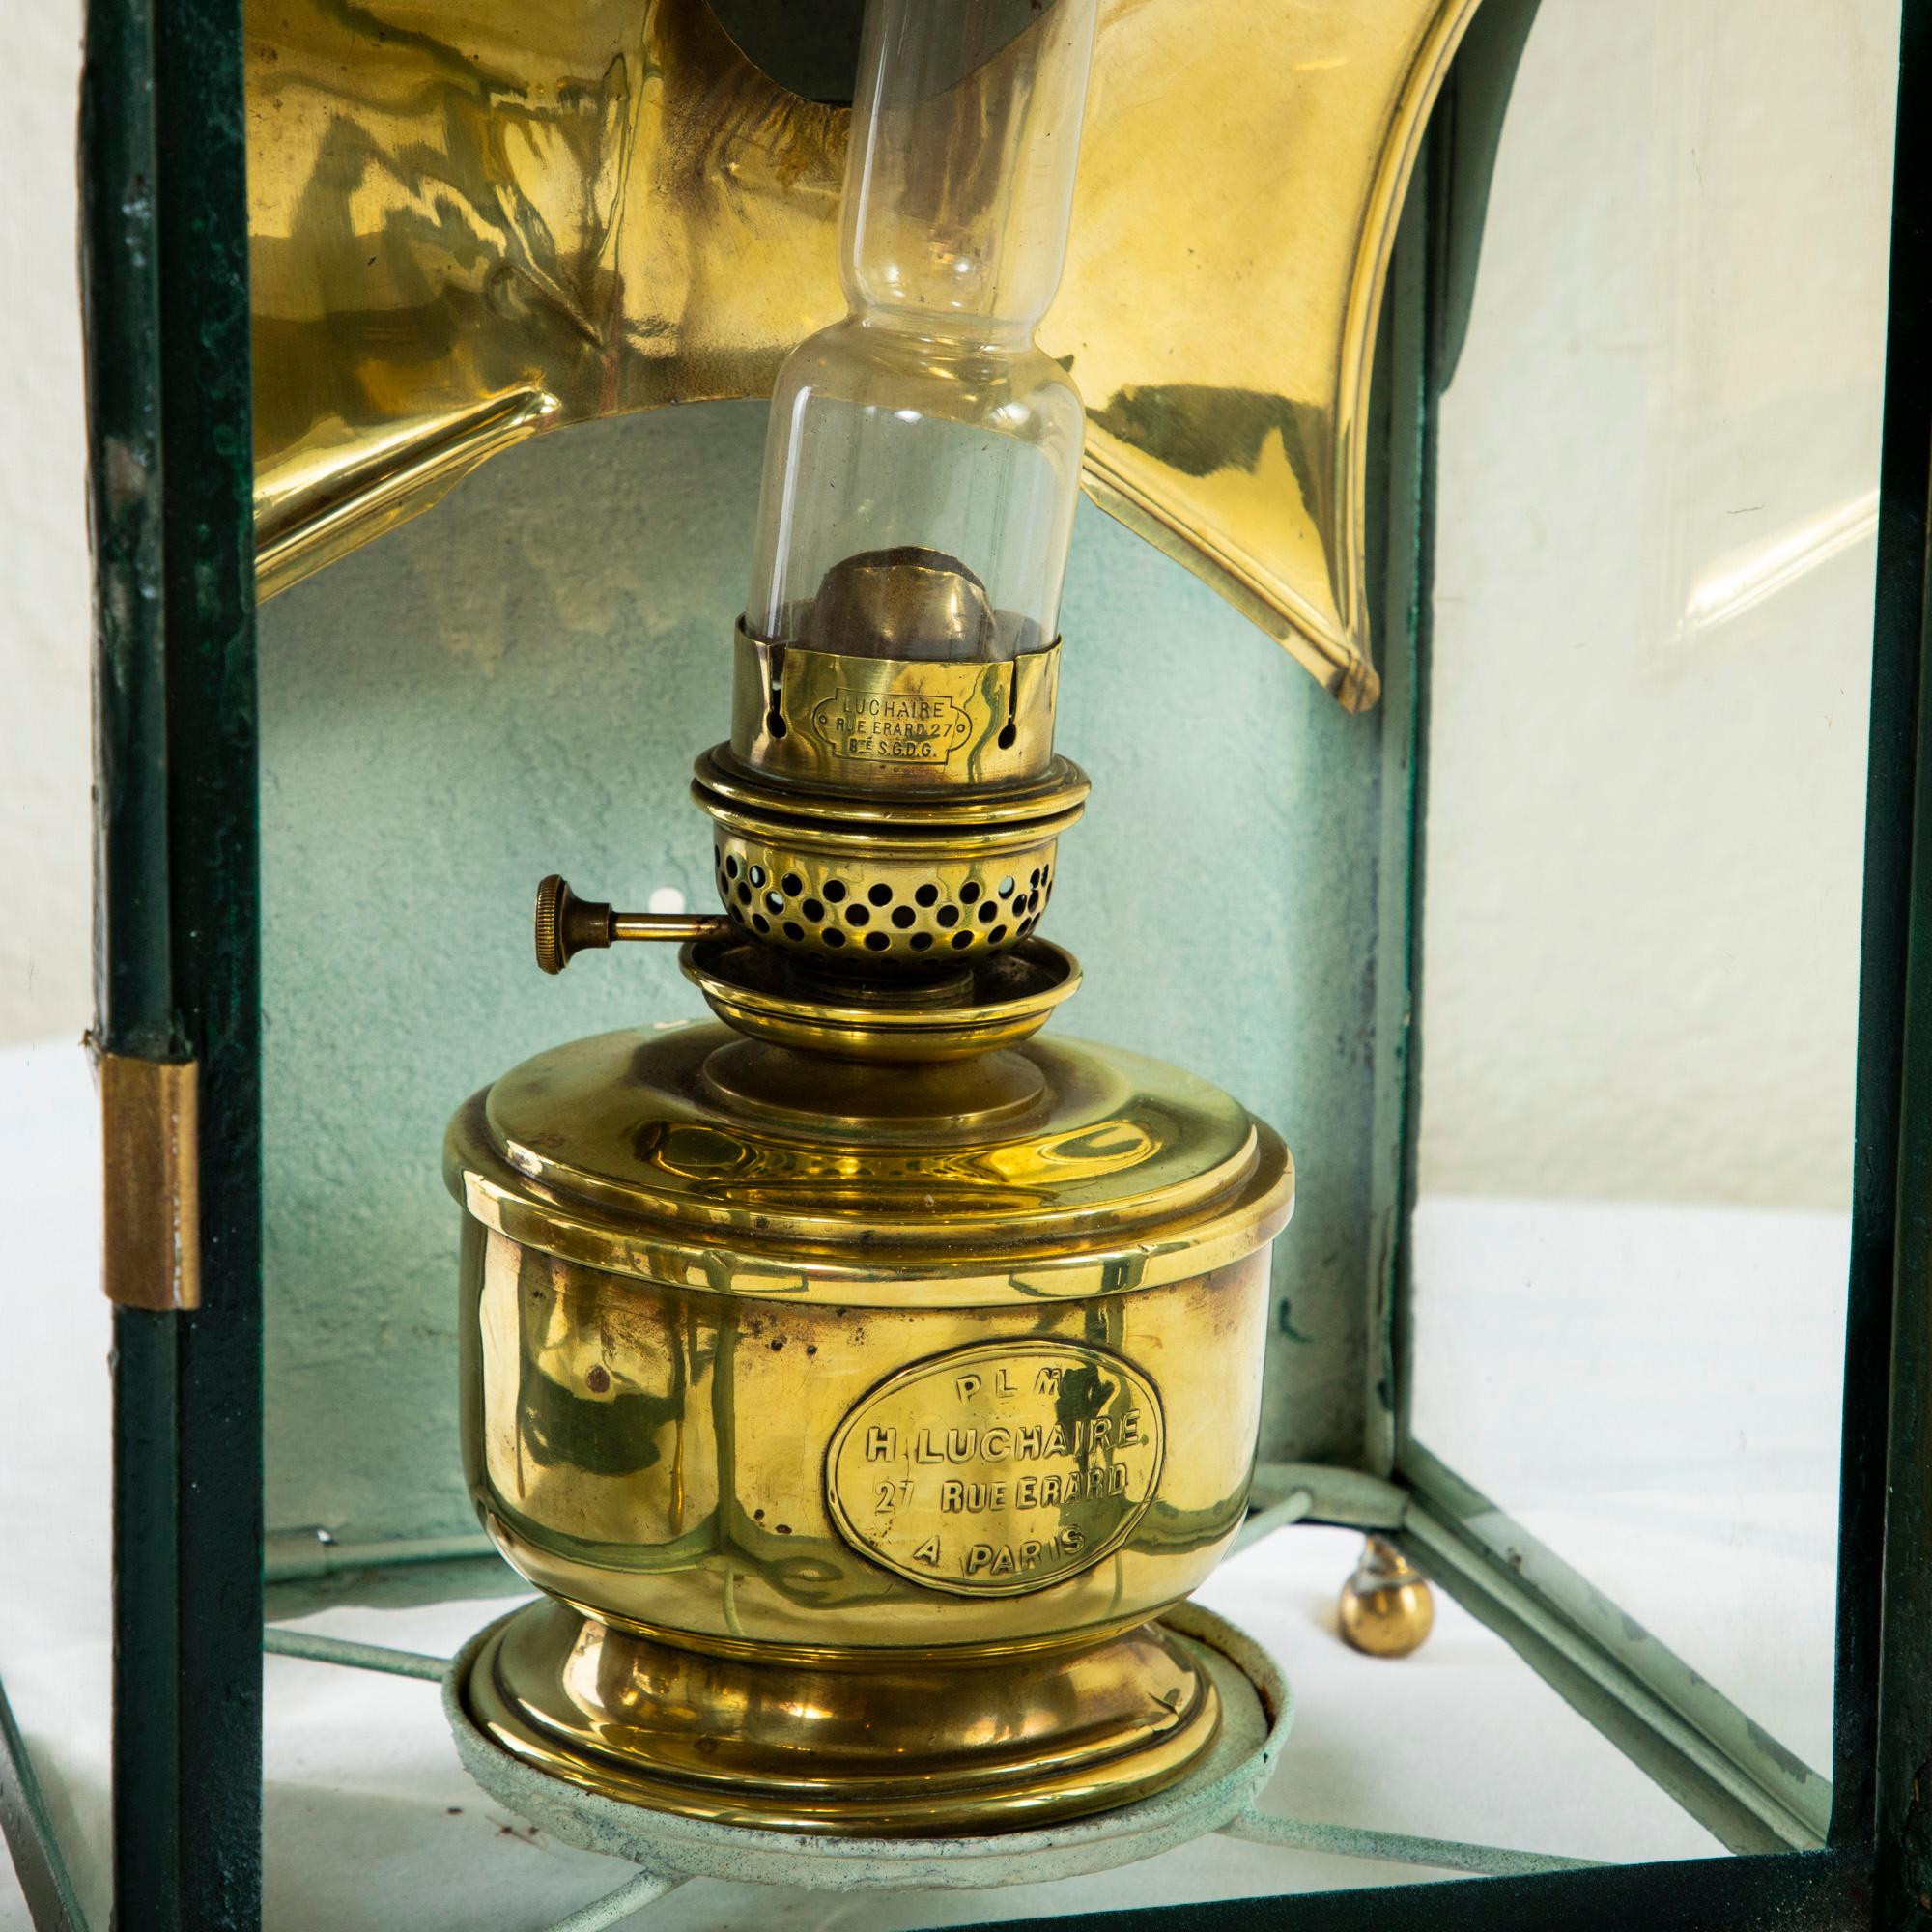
[[449, 1005, 1290, 1826], [245, 0, 844, 601], [1338, 1535, 1436, 1659], [731, 628, 1062, 793], [450, 1021, 1289, 1294], [246, 0, 1481, 702], [697, 804, 1078, 983], [696, 745, 1090, 828], [1054, 0, 1481, 706], [825, 1340, 1166, 1597], [461, 1217, 1273, 1647], [702, 833, 1062, 972], [680, 937, 1085, 1059], [698, 651, 1082, 972], [466, 1599, 1222, 1833]]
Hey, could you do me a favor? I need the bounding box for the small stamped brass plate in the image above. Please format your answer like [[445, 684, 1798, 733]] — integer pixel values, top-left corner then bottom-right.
[[826, 1340, 1165, 1597], [807, 687, 973, 767]]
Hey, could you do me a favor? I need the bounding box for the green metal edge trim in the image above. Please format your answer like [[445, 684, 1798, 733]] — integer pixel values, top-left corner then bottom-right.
[[1384, 0, 1542, 1475], [83, 0, 168, 1056], [261, 1630, 448, 1683], [1872, 4, 1932, 1918], [1358, 74, 1433, 1481], [84, 0, 264, 1926], [1396, 1457, 1828, 1854], [1217, 1807, 1594, 1880], [1430, 0, 1546, 395], [1249, 1462, 1408, 1533], [261, 1530, 499, 1585], [952, 1848, 1872, 1932], [0, 1670, 87, 1932]]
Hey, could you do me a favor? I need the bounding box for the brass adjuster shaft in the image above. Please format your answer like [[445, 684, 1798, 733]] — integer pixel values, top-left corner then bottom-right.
[[534, 874, 734, 975]]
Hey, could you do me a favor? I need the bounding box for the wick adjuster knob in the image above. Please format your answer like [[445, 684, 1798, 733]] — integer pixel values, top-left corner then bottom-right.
[[533, 874, 734, 975]]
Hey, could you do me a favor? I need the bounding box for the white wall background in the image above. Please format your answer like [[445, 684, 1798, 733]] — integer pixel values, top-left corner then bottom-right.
[[0, 0, 1901, 1219], [1, 5, 89, 1057]]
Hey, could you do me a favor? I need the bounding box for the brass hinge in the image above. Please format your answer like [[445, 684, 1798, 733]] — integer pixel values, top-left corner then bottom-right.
[[96, 1049, 202, 1312]]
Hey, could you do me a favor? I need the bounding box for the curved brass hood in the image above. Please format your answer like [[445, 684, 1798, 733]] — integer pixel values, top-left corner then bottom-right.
[[246, 0, 1481, 708]]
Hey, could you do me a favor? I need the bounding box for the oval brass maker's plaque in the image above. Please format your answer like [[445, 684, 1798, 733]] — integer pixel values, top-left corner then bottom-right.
[[826, 1340, 1165, 1597]]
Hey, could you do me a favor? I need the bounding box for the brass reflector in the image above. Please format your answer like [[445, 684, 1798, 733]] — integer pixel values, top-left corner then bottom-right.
[[244, 0, 1481, 707]]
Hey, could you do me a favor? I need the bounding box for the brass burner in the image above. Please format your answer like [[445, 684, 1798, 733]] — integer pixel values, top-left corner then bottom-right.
[[451, 570, 1295, 1832], [695, 685, 1088, 975]]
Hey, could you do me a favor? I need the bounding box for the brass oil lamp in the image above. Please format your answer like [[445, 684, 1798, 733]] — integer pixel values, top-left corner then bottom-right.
[[445, 0, 1293, 1835]]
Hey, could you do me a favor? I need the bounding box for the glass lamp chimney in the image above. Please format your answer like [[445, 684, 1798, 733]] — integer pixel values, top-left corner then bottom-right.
[[746, 0, 1099, 663]]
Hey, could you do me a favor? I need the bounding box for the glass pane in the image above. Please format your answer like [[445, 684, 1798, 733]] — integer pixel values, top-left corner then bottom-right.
[[0, 2, 110, 1921], [1407, 0, 1897, 1787]]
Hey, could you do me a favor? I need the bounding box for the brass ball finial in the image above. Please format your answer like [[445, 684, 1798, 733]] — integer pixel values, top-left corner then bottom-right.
[[1338, 1535, 1435, 1659]]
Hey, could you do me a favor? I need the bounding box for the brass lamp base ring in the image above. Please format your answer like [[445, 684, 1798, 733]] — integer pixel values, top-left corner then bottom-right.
[[464, 1598, 1221, 1836], [682, 933, 1081, 1060], [445, 1601, 1290, 1886]]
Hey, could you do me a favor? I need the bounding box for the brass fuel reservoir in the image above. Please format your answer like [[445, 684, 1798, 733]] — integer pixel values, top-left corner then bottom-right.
[[447, 1005, 1291, 1832]]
